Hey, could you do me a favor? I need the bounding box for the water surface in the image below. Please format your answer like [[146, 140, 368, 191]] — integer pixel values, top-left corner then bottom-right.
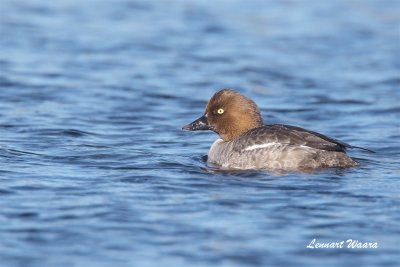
[[0, 0, 399, 266]]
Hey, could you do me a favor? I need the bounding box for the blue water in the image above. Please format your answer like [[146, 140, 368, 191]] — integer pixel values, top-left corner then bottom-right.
[[1, 0, 399, 266]]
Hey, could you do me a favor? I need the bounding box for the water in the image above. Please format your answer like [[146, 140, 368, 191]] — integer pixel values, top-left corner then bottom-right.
[[1, 0, 399, 266]]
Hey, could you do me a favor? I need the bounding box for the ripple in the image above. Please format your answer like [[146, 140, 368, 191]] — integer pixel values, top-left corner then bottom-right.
[[28, 128, 98, 138], [61, 129, 93, 137], [311, 95, 372, 105], [7, 212, 39, 219], [0, 189, 15, 195]]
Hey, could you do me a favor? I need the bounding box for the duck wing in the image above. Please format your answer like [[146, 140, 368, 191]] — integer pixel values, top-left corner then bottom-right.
[[236, 124, 353, 153]]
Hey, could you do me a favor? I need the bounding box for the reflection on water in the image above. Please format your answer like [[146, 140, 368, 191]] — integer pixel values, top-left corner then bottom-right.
[[0, 0, 399, 266]]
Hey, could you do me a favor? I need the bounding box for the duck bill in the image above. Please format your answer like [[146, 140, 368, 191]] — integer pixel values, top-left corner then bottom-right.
[[182, 115, 211, 131]]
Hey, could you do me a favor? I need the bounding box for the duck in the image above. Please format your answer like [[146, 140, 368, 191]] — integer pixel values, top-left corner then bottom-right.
[[182, 89, 370, 171]]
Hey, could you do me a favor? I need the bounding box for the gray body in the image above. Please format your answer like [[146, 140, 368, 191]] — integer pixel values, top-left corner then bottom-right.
[[207, 124, 358, 170]]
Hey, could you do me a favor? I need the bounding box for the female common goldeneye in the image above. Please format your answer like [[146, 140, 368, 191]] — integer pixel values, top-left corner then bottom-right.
[[183, 89, 369, 170]]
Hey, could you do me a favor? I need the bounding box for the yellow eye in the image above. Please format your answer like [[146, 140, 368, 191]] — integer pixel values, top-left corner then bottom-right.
[[217, 108, 224, 114]]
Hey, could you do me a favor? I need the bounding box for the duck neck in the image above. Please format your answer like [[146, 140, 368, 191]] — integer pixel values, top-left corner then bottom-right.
[[219, 121, 262, 141]]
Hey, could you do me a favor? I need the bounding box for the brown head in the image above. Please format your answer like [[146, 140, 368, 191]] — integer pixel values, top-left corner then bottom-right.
[[182, 89, 263, 141]]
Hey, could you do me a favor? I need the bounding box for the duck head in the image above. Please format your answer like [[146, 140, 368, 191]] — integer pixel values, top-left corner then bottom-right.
[[182, 89, 263, 141]]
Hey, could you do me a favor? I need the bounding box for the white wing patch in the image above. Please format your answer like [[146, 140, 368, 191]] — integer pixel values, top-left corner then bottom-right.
[[243, 143, 313, 151], [243, 142, 279, 151]]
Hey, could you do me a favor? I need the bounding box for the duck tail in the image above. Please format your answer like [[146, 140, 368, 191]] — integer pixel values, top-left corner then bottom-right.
[[348, 145, 375, 153]]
